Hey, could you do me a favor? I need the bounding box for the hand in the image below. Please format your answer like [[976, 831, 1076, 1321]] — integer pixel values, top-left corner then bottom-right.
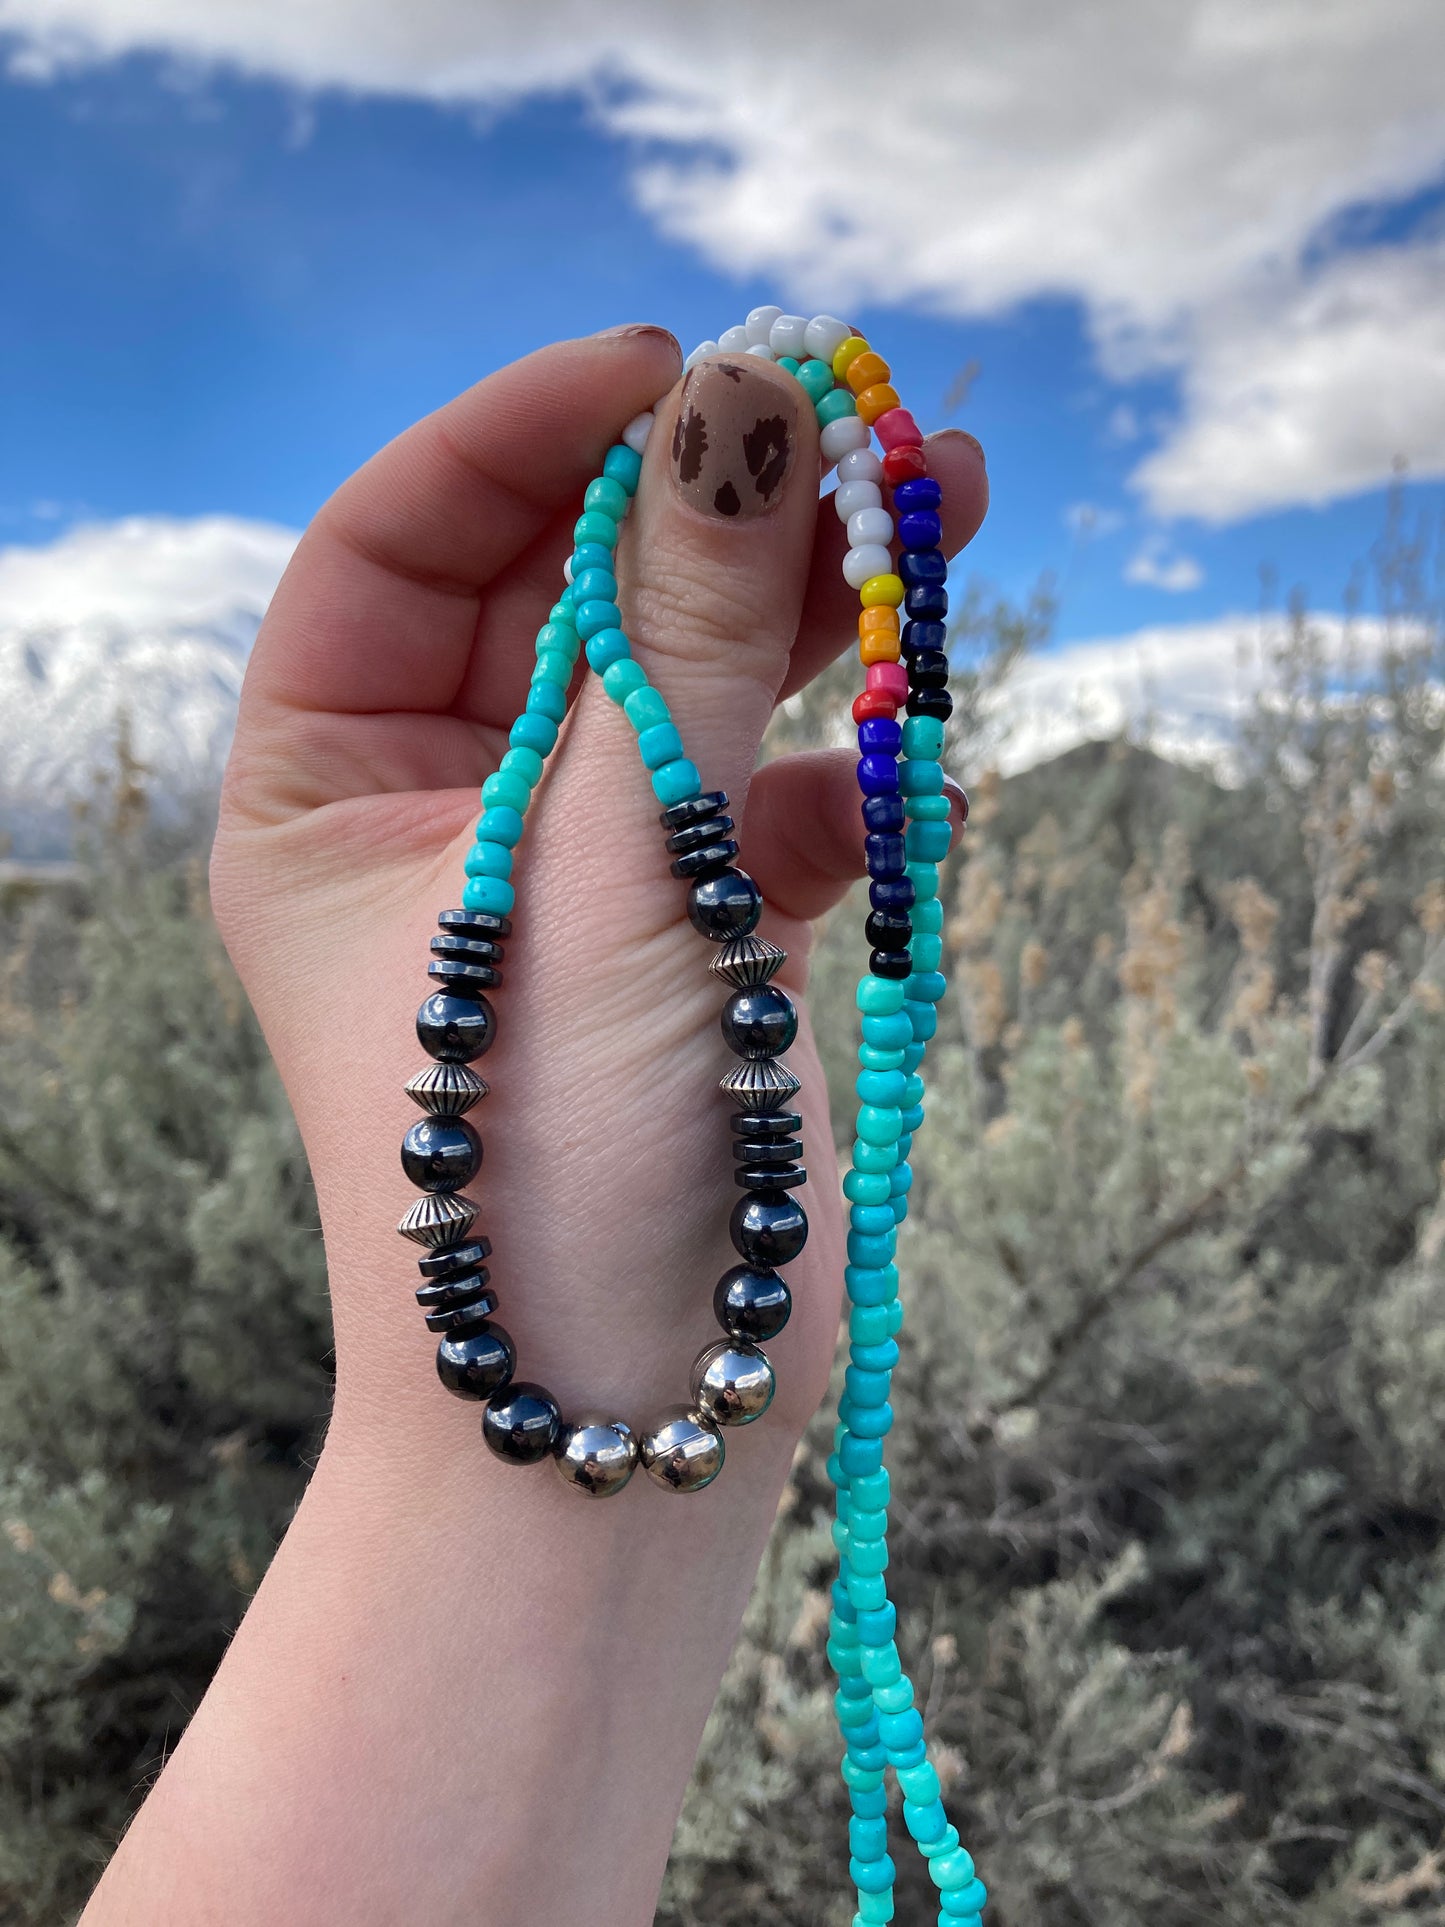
[[85, 325, 987, 1926]]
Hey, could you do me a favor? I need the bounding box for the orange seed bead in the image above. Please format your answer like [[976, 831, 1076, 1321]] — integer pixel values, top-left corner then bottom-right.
[[856, 382, 903, 426], [832, 335, 871, 382], [858, 604, 900, 639], [846, 350, 891, 396], [860, 628, 902, 665]]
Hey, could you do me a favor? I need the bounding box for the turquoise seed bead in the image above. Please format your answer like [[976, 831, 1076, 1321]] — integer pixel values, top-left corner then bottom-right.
[[651, 756, 702, 807], [851, 1468, 890, 1509], [857, 975, 906, 1015], [889, 1162, 913, 1196], [848, 1573, 887, 1611], [904, 1799, 949, 1844], [830, 1609, 860, 1646], [601, 658, 647, 703], [637, 720, 685, 770], [847, 1232, 896, 1270], [850, 1855, 896, 1896], [476, 805, 524, 849], [900, 1105, 925, 1134], [852, 1137, 896, 1174], [912, 934, 943, 971], [848, 1505, 888, 1541], [857, 1605, 897, 1647], [570, 541, 612, 576], [908, 1004, 938, 1039], [909, 792, 950, 820], [901, 1043, 925, 1074], [850, 1203, 896, 1237], [574, 598, 623, 641], [586, 627, 632, 673], [942, 1881, 987, 1914], [871, 1669, 909, 1710], [797, 357, 834, 404], [850, 1404, 893, 1443], [889, 1737, 928, 1770], [572, 510, 619, 549], [929, 1853, 978, 1894], [907, 860, 940, 897], [584, 475, 630, 521], [602, 443, 643, 493], [510, 712, 558, 756], [858, 1897, 895, 1925], [571, 567, 618, 604], [464, 840, 512, 880], [776, 355, 800, 375], [899, 758, 944, 795], [913, 897, 943, 933], [836, 1693, 875, 1730], [856, 1068, 907, 1106], [910, 971, 947, 1005], [851, 1791, 889, 1828], [921, 1824, 960, 1859], [858, 1042, 907, 1071], [901, 714, 945, 759], [844, 1170, 891, 1206], [481, 771, 530, 813], [828, 1638, 864, 1676], [817, 387, 859, 426], [840, 1756, 885, 1792], [533, 648, 573, 687], [891, 1196, 910, 1227], [907, 822, 952, 862], [848, 1736, 888, 1773], [879, 1707, 924, 1751], [897, 1761, 941, 1804], [845, 1262, 898, 1305], [840, 1435, 884, 1477], [851, 1338, 901, 1372], [902, 1075, 925, 1107], [861, 1009, 914, 1050], [884, 1298, 904, 1337], [499, 746, 543, 788], [536, 619, 580, 658], [850, 1817, 889, 1861], [857, 1104, 904, 1146], [623, 685, 671, 732], [462, 875, 515, 915], [526, 680, 567, 723], [849, 1304, 892, 1345], [845, 1366, 890, 1406], [548, 597, 575, 623], [860, 1641, 901, 1686]]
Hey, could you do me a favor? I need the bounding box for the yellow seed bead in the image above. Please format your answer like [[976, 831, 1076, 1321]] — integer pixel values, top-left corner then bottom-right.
[[860, 629, 902, 664], [858, 604, 900, 640], [846, 351, 891, 397], [832, 336, 871, 382], [860, 574, 905, 609], [856, 382, 903, 426]]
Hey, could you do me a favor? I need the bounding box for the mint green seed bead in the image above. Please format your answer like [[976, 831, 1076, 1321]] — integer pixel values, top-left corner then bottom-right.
[[857, 1104, 904, 1146], [909, 792, 950, 820], [651, 756, 702, 807], [526, 680, 567, 723], [572, 510, 619, 549], [884, 1298, 904, 1336], [873, 1675, 912, 1713], [912, 934, 943, 972], [849, 1854, 895, 1896], [849, 1573, 887, 1611], [584, 475, 629, 521], [857, 975, 907, 1015], [897, 1760, 941, 1804], [533, 647, 574, 687], [481, 770, 530, 814], [899, 758, 945, 795], [907, 822, 952, 862], [510, 712, 558, 756], [586, 627, 631, 674], [929, 1852, 979, 1895], [852, 1137, 898, 1174], [857, 1886, 895, 1922], [848, 1505, 888, 1541], [500, 746, 543, 788], [476, 805, 524, 848], [861, 1009, 914, 1050], [462, 874, 515, 915], [860, 1640, 901, 1686], [851, 1467, 890, 1510], [463, 840, 512, 880], [637, 720, 685, 770], [858, 1042, 907, 1071], [840, 1756, 885, 1793], [602, 443, 643, 493], [913, 898, 943, 934], [856, 1068, 907, 1107], [850, 1402, 894, 1442], [835, 1690, 875, 1729], [601, 658, 647, 703], [776, 354, 800, 375], [548, 598, 576, 625], [796, 357, 834, 404], [623, 685, 670, 733], [817, 387, 859, 427], [844, 1170, 891, 1205], [901, 714, 945, 759], [849, 1303, 892, 1344], [921, 1825, 961, 1863], [906, 861, 940, 899]]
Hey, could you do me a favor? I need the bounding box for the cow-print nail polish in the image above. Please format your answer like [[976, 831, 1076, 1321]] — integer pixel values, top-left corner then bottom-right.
[[669, 359, 800, 518]]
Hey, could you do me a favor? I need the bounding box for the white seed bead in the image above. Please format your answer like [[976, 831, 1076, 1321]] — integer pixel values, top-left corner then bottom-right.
[[804, 314, 852, 362], [621, 411, 654, 454], [684, 341, 719, 370], [718, 324, 751, 352], [843, 543, 894, 588], [834, 479, 884, 523], [769, 313, 810, 359], [820, 414, 870, 462], [848, 507, 895, 549], [837, 446, 884, 486], [745, 304, 782, 345], [746, 342, 776, 359], [563, 555, 574, 584]]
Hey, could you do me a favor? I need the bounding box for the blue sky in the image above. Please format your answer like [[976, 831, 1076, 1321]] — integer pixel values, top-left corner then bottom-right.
[[1, 5, 1443, 664]]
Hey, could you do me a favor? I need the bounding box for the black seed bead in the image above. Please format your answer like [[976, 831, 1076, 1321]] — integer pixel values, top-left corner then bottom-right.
[[866, 910, 913, 951], [899, 549, 947, 590], [713, 1264, 793, 1342], [910, 664, 950, 692], [417, 1236, 492, 1278], [482, 1381, 563, 1463], [437, 907, 512, 941], [424, 1289, 501, 1335], [665, 812, 736, 856], [659, 790, 729, 831], [721, 984, 798, 1059], [670, 841, 740, 881], [731, 1137, 803, 1166], [729, 1109, 802, 1138], [908, 648, 949, 678], [734, 1163, 806, 1189], [905, 584, 949, 620], [688, 867, 763, 941], [417, 991, 495, 1063], [903, 619, 948, 655], [871, 949, 913, 980], [415, 1269, 492, 1313], [436, 1320, 516, 1401], [730, 1190, 809, 1267], [427, 958, 503, 994], [870, 877, 916, 913], [401, 1117, 482, 1192], [906, 688, 954, 719], [862, 793, 906, 833]]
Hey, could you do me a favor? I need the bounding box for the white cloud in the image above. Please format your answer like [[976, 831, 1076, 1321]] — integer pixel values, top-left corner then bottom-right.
[[3, 1, 1444, 523], [0, 512, 295, 628], [1123, 537, 1204, 593]]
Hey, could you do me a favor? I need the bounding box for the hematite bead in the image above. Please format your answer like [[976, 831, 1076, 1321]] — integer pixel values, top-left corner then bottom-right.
[[415, 1269, 492, 1313], [659, 790, 729, 831], [639, 1406, 725, 1492], [714, 1264, 792, 1341], [401, 1116, 482, 1192], [871, 950, 913, 980], [417, 991, 495, 1063], [404, 1062, 488, 1117], [670, 841, 739, 881], [866, 910, 913, 951], [688, 867, 763, 941], [436, 1320, 515, 1401], [483, 1382, 563, 1464], [416, 1236, 492, 1278], [906, 688, 954, 719], [690, 1340, 775, 1426], [438, 907, 512, 941], [552, 1413, 639, 1497], [431, 933, 505, 965], [730, 1109, 802, 1138], [734, 1162, 806, 1189], [427, 957, 503, 993], [731, 1137, 803, 1165], [730, 1190, 809, 1266], [665, 812, 735, 856], [721, 984, 798, 1059], [424, 1288, 500, 1335]]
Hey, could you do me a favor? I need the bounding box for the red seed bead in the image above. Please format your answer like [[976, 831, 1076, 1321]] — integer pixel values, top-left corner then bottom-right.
[[852, 688, 899, 723], [874, 407, 924, 452], [883, 443, 929, 486]]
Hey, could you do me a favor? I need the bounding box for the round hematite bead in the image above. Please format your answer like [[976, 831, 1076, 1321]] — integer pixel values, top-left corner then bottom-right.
[[401, 1117, 482, 1192], [687, 867, 763, 941], [482, 1382, 563, 1463], [713, 1264, 792, 1342], [436, 1321, 515, 1401], [720, 984, 798, 1059], [417, 991, 495, 1063], [552, 1412, 639, 1497], [639, 1406, 725, 1492], [730, 1190, 809, 1267], [690, 1340, 775, 1426]]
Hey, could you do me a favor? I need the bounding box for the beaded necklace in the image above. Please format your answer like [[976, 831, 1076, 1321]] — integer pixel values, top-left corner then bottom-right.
[[396, 307, 985, 1926]]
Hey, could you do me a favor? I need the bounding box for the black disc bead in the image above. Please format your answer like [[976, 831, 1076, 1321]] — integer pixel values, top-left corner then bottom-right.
[[482, 1381, 563, 1463], [866, 910, 913, 951], [713, 1264, 792, 1342], [417, 991, 496, 1063], [731, 1137, 803, 1166], [665, 812, 735, 856], [730, 1190, 809, 1267], [688, 867, 763, 941], [436, 1320, 516, 1401], [415, 1268, 492, 1313], [427, 958, 503, 993], [659, 790, 729, 831], [401, 1116, 482, 1192], [670, 841, 740, 880], [437, 907, 512, 941], [417, 1236, 492, 1278], [424, 1289, 501, 1335], [721, 984, 798, 1059], [734, 1162, 806, 1189], [906, 688, 954, 719], [729, 1109, 802, 1138]]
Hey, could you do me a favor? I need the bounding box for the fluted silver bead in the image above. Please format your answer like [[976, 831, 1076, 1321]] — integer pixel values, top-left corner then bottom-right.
[[719, 1057, 801, 1111], [396, 1191, 478, 1247], [552, 1413, 639, 1498], [404, 1061, 489, 1116], [690, 1340, 776, 1426], [639, 1405, 725, 1492], [709, 934, 786, 989]]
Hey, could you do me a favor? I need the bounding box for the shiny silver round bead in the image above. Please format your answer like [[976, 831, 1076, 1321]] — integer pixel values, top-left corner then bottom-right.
[[689, 1340, 775, 1427], [551, 1412, 639, 1498], [639, 1405, 725, 1493]]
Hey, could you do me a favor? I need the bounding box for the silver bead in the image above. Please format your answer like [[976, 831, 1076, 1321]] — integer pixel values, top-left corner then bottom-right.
[[639, 1405, 725, 1492], [405, 1061, 489, 1116], [690, 1340, 775, 1427], [396, 1191, 477, 1247], [709, 934, 786, 990], [552, 1412, 639, 1498], [719, 1057, 801, 1112]]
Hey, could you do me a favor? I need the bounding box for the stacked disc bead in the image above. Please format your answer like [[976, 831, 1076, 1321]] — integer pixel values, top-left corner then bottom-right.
[[397, 409, 808, 1498]]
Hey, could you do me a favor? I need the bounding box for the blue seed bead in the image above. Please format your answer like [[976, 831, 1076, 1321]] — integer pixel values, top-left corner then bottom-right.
[[574, 598, 623, 641], [463, 840, 513, 880], [909, 971, 948, 1005], [533, 648, 573, 687], [571, 567, 618, 605], [584, 475, 630, 521], [866, 832, 907, 878], [907, 822, 952, 862], [850, 1815, 889, 1861], [462, 875, 516, 915], [850, 1403, 894, 1443], [850, 1303, 892, 1344], [637, 720, 685, 770], [898, 509, 943, 550], [840, 1434, 885, 1476], [833, 1577, 859, 1618], [857, 753, 901, 796], [879, 1707, 924, 1751], [900, 549, 947, 589], [861, 1009, 913, 1050], [817, 388, 859, 427], [899, 759, 945, 795], [903, 617, 947, 653], [850, 1855, 896, 1896], [481, 771, 530, 813], [602, 443, 643, 493], [856, 1068, 907, 1107], [857, 716, 903, 755], [852, 1338, 901, 1373], [840, 1755, 885, 1792], [602, 658, 647, 703], [907, 583, 949, 619], [894, 476, 942, 512], [586, 626, 631, 673], [573, 510, 619, 549], [851, 1784, 889, 1821], [889, 1162, 913, 1196], [891, 1196, 909, 1228], [845, 1169, 892, 1205], [900, 1105, 925, 1135], [500, 745, 544, 788], [904, 1798, 949, 1844], [476, 805, 524, 849], [863, 792, 906, 832], [850, 1203, 896, 1237], [908, 1006, 938, 1044], [870, 877, 916, 913], [651, 756, 702, 807], [845, 1365, 891, 1407], [510, 712, 558, 756], [571, 541, 613, 577], [623, 685, 671, 732], [847, 1737, 888, 1775], [526, 680, 567, 723], [897, 1760, 940, 1804]]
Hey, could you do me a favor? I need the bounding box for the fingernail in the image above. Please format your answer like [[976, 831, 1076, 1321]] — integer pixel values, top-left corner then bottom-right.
[[930, 427, 986, 468], [594, 322, 682, 364], [669, 358, 801, 519], [942, 774, 970, 835]]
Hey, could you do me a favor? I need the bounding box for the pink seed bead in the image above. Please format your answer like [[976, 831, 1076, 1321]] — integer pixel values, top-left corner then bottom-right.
[[866, 661, 909, 702], [874, 407, 924, 452]]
